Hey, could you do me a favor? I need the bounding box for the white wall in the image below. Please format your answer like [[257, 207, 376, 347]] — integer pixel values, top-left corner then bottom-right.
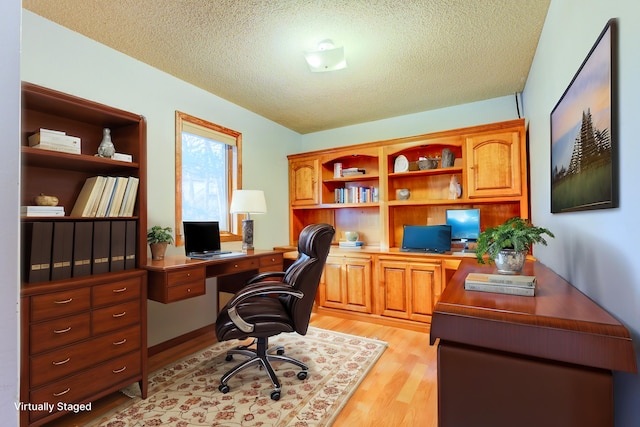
[[20, 11, 299, 346], [1, 1, 21, 424], [523, 1, 640, 425], [300, 95, 519, 151]]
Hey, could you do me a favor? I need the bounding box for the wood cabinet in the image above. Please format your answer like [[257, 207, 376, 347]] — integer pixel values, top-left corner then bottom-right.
[[319, 254, 372, 313], [289, 119, 529, 329], [378, 257, 442, 323], [20, 82, 147, 427], [465, 129, 523, 198]]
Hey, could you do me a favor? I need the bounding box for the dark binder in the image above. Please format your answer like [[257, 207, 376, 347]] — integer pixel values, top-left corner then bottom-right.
[[72, 221, 93, 277], [92, 221, 111, 274], [51, 222, 74, 281], [22, 222, 53, 283], [110, 221, 126, 272], [124, 220, 137, 269]]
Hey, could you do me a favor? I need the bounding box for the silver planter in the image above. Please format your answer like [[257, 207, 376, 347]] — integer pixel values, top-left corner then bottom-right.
[[494, 249, 527, 275]]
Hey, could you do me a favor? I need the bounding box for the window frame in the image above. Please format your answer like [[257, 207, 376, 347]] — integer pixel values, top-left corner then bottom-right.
[[175, 111, 242, 247]]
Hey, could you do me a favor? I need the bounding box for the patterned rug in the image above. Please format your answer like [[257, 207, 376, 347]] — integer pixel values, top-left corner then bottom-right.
[[87, 327, 387, 427]]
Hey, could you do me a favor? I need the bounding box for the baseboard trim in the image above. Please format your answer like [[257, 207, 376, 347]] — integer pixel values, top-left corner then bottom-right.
[[148, 323, 217, 357]]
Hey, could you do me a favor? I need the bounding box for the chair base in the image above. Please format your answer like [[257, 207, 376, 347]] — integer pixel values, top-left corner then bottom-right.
[[219, 336, 308, 401]]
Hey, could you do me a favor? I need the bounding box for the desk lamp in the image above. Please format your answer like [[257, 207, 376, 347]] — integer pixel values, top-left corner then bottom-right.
[[230, 190, 267, 250]]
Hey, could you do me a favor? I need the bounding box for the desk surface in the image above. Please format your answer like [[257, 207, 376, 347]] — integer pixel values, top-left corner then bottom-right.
[[430, 259, 637, 373], [145, 249, 281, 271]]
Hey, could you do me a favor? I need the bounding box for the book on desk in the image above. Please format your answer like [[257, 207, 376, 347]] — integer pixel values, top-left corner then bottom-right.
[[464, 272, 536, 296]]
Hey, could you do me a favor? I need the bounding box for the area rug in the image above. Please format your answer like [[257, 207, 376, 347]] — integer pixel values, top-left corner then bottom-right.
[[87, 327, 387, 427]]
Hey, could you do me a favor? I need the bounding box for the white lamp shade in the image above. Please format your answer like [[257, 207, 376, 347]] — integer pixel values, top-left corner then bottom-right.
[[230, 190, 267, 214]]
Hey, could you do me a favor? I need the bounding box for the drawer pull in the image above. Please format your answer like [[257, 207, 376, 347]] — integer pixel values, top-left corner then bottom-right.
[[187, 288, 191, 293], [113, 338, 127, 346], [112, 311, 127, 318], [112, 287, 128, 293], [187, 273, 191, 277], [234, 264, 239, 268], [54, 298, 73, 304], [53, 326, 72, 334], [53, 388, 70, 397], [52, 357, 70, 366], [112, 366, 127, 374]]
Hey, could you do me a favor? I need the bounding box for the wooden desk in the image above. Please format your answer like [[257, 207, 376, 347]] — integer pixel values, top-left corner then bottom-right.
[[430, 259, 637, 427], [144, 250, 284, 304]]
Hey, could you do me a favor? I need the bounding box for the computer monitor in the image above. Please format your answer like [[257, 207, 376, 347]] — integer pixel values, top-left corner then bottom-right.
[[400, 225, 452, 254], [183, 221, 222, 256], [446, 209, 480, 250]]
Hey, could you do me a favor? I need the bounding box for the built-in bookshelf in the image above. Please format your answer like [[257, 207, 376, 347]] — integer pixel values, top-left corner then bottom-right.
[[19, 82, 148, 427]]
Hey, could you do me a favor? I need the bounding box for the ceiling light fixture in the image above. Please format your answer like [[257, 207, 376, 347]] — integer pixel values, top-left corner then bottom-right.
[[304, 39, 347, 72]]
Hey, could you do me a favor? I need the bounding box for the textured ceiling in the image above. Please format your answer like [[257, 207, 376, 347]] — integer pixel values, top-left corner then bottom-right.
[[23, 0, 550, 134]]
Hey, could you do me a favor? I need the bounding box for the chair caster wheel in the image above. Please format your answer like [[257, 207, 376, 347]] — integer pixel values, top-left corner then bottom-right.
[[225, 354, 233, 361], [219, 384, 230, 394], [297, 371, 308, 380], [270, 390, 281, 401]]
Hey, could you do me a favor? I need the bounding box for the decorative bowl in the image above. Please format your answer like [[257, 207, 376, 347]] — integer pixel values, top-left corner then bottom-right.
[[344, 231, 359, 242]]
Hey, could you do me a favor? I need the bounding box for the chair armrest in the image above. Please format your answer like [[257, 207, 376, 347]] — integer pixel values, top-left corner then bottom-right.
[[247, 271, 286, 284], [227, 282, 304, 333]]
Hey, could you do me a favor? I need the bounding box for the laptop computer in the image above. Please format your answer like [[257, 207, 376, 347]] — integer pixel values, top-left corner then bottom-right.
[[400, 224, 452, 254], [183, 221, 240, 259]]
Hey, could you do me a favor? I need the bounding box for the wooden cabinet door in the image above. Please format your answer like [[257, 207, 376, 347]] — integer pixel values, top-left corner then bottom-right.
[[289, 158, 319, 205], [378, 259, 441, 322], [465, 130, 523, 198], [319, 256, 371, 313]]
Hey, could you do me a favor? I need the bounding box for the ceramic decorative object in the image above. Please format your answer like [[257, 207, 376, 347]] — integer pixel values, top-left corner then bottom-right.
[[418, 158, 438, 170], [97, 127, 116, 158], [344, 231, 359, 242], [494, 249, 527, 274], [396, 188, 410, 200], [150, 242, 168, 261], [448, 176, 461, 199], [441, 148, 455, 167], [34, 193, 59, 206]]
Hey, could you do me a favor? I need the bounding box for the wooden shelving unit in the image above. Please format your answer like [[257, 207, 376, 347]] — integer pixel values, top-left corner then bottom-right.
[[19, 82, 148, 427]]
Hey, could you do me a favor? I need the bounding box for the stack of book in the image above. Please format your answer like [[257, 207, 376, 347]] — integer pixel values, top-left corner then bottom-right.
[[464, 273, 536, 296], [28, 128, 81, 154], [21, 206, 65, 217], [341, 167, 366, 176], [338, 240, 365, 249], [70, 175, 139, 217]]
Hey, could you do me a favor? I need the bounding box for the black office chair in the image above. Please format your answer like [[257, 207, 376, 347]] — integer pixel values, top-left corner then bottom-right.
[[215, 223, 335, 400]]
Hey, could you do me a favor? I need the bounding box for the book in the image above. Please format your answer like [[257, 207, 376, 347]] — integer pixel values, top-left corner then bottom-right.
[[50, 222, 74, 281], [339, 240, 364, 247], [95, 176, 117, 217], [28, 129, 81, 150], [465, 273, 536, 288], [21, 206, 65, 217], [92, 221, 111, 274], [72, 221, 93, 277], [106, 177, 129, 217], [22, 222, 54, 283], [464, 281, 535, 296], [124, 220, 137, 269], [70, 176, 106, 217], [109, 221, 126, 272], [120, 177, 139, 217], [30, 142, 81, 155], [112, 152, 133, 162]]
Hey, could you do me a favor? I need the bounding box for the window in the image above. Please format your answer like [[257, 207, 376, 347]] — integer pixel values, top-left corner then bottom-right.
[[175, 111, 242, 246]]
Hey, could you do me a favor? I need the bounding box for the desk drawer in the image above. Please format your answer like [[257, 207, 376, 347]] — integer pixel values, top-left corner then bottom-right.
[[166, 280, 206, 302], [207, 258, 259, 276], [30, 325, 140, 387], [30, 312, 91, 354], [91, 300, 141, 335], [30, 288, 91, 322], [167, 267, 206, 286], [92, 277, 142, 307], [259, 253, 283, 269], [29, 351, 141, 423]]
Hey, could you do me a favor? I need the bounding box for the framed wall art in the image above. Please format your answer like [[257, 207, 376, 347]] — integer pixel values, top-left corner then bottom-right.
[[550, 19, 618, 213]]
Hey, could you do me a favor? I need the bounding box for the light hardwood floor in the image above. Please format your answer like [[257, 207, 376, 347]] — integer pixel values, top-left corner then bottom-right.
[[46, 312, 438, 426]]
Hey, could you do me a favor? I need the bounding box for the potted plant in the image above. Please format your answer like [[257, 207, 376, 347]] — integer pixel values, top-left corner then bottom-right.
[[147, 225, 174, 260], [475, 217, 554, 274]]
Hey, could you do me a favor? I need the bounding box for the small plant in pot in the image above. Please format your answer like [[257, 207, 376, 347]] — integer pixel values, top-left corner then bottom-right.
[[147, 226, 174, 261], [475, 217, 554, 274]]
